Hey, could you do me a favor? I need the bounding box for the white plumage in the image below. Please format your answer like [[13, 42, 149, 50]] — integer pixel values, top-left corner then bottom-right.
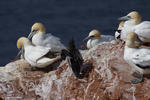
[[124, 32, 150, 83], [32, 33, 66, 52], [17, 37, 60, 68], [134, 21, 150, 42], [120, 21, 135, 41], [119, 11, 150, 42], [115, 21, 124, 40], [84, 29, 114, 49], [28, 23, 66, 52], [99, 35, 115, 42], [124, 47, 150, 73], [86, 39, 99, 49]]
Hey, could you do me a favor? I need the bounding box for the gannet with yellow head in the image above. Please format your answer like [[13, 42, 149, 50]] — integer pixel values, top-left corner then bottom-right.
[[17, 37, 61, 68], [124, 32, 150, 84], [28, 22, 66, 52], [119, 11, 150, 42], [84, 29, 114, 49], [115, 21, 124, 40]]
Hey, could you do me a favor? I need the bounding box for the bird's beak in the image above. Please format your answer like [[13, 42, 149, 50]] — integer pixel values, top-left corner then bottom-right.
[[15, 47, 24, 59], [83, 35, 94, 42], [118, 16, 131, 21], [28, 31, 36, 40], [21, 48, 25, 59], [15, 50, 22, 60]]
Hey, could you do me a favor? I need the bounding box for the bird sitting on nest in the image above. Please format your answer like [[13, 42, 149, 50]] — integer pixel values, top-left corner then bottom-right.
[[17, 37, 62, 71]]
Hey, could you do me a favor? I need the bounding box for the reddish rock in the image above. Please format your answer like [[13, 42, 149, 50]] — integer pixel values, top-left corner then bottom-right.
[[0, 41, 150, 100]]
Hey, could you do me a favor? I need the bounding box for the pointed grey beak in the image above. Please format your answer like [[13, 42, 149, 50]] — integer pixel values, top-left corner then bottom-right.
[[15, 50, 22, 60], [83, 35, 94, 42], [15, 47, 25, 59], [21, 48, 25, 59], [28, 31, 36, 40], [118, 16, 131, 21]]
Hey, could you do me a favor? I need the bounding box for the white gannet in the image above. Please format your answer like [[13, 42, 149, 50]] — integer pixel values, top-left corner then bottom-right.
[[28, 22, 66, 52], [115, 21, 124, 40], [124, 32, 150, 84], [61, 39, 92, 78], [84, 29, 114, 49], [119, 11, 150, 42], [17, 37, 61, 68]]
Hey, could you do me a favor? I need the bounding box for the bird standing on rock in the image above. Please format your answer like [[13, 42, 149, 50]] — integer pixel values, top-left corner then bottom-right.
[[124, 32, 150, 84], [17, 37, 61, 68], [119, 11, 150, 43], [84, 29, 114, 49], [28, 22, 66, 52], [16, 22, 66, 59]]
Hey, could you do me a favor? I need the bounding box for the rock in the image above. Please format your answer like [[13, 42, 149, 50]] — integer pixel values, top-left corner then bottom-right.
[[0, 41, 150, 100]]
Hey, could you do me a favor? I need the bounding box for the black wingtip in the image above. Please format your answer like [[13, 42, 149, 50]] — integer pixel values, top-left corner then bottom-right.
[[61, 49, 70, 60], [68, 39, 76, 51], [61, 39, 76, 60], [116, 35, 121, 40], [63, 39, 92, 79]]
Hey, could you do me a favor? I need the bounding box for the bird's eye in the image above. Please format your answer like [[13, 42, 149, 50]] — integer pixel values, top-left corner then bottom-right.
[[127, 16, 132, 19], [32, 29, 38, 33], [90, 36, 95, 38]]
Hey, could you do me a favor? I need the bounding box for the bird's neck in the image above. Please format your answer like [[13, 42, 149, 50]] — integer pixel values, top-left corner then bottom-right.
[[87, 38, 99, 49], [23, 40, 32, 47], [125, 40, 136, 48], [32, 32, 46, 46]]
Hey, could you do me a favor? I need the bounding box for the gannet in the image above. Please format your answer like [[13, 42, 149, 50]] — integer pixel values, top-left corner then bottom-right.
[[28, 22, 66, 52], [84, 29, 114, 49], [17, 37, 61, 68], [124, 32, 150, 84], [115, 21, 124, 40], [61, 39, 92, 78], [119, 11, 150, 42]]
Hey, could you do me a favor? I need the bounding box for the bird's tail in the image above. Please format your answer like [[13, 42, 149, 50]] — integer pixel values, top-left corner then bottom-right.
[[61, 49, 70, 60], [61, 39, 76, 60], [68, 39, 76, 52]]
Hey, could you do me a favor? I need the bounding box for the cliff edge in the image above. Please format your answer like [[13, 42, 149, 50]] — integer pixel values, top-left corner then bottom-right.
[[0, 41, 150, 100]]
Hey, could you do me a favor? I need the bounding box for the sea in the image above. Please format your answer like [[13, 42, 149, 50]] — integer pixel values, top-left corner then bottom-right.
[[0, 0, 150, 65]]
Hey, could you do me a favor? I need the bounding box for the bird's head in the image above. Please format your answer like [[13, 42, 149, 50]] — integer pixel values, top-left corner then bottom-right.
[[28, 22, 46, 39], [118, 11, 141, 24], [17, 37, 29, 49], [84, 29, 101, 42]]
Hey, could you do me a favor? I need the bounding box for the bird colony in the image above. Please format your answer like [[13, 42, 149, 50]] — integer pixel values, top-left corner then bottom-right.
[[14, 11, 150, 84]]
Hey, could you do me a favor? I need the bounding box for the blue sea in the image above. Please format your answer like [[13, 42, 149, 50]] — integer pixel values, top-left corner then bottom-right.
[[0, 0, 150, 65]]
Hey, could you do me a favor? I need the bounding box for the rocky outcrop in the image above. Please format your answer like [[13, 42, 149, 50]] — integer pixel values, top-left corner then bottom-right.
[[0, 41, 150, 100]]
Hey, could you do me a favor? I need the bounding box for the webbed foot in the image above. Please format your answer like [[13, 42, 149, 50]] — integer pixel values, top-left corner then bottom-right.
[[131, 72, 143, 84]]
